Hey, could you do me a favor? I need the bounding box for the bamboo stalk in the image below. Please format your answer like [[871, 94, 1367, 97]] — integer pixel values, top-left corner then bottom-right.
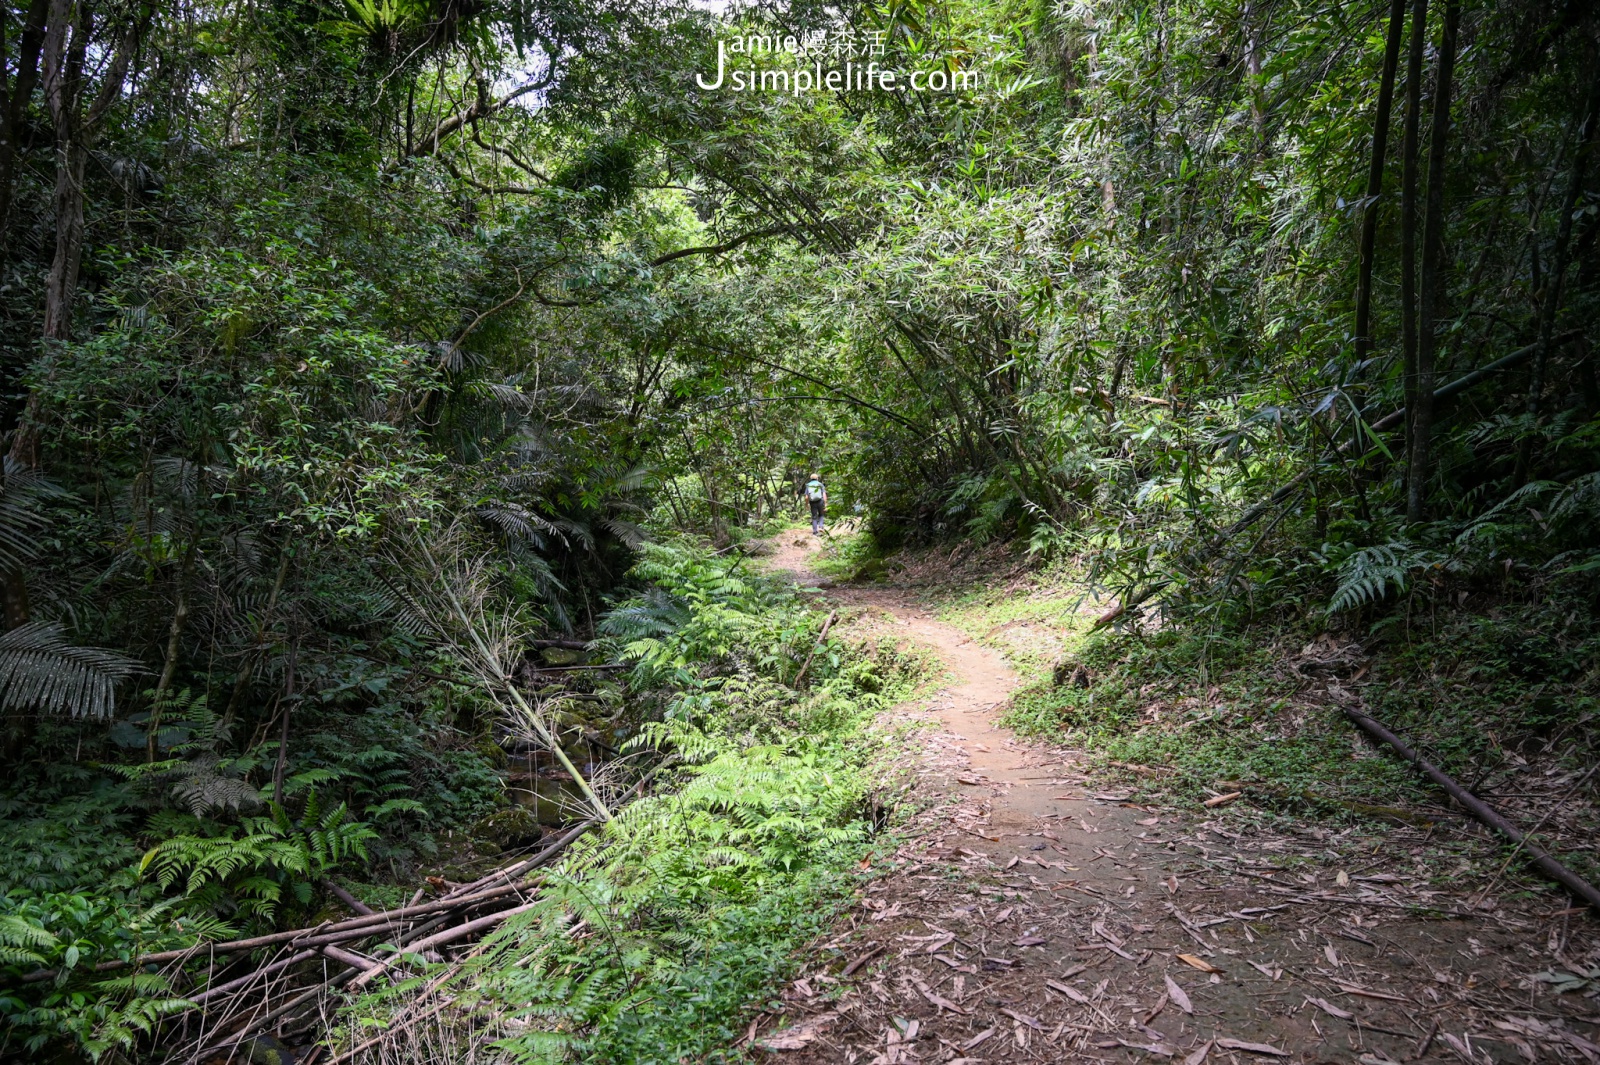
[[348, 900, 541, 990], [419, 539, 611, 822], [1342, 704, 1600, 911], [20, 883, 525, 982]]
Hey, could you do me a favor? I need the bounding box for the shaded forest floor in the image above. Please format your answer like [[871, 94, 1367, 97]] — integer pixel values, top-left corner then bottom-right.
[[744, 531, 1600, 1065]]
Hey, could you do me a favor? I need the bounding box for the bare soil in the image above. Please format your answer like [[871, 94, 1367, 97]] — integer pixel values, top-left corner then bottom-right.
[[746, 532, 1600, 1065]]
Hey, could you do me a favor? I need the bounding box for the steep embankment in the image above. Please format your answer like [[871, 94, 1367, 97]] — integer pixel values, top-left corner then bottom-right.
[[749, 532, 1599, 1065]]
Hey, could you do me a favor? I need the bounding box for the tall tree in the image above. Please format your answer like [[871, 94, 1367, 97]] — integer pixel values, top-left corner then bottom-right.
[[1353, 0, 1409, 370], [1398, 0, 1428, 514], [1408, 0, 1461, 524]]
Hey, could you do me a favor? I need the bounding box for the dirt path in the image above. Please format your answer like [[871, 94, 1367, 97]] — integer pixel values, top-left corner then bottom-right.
[[750, 532, 1600, 1065]]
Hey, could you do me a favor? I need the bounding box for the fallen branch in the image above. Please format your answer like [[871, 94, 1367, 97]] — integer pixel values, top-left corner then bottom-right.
[[794, 610, 838, 688], [1342, 704, 1600, 912], [324, 880, 375, 916], [20, 882, 526, 982], [349, 900, 541, 990], [188, 949, 317, 1005]]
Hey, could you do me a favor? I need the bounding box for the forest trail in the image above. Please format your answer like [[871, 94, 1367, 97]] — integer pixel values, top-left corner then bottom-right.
[[748, 532, 1599, 1065]]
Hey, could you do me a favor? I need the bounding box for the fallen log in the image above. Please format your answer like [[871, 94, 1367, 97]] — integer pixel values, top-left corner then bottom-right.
[[1342, 704, 1600, 912]]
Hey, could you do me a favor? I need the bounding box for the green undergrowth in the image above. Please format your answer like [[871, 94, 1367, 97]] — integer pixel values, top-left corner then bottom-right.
[[335, 540, 924, 1064], [936, 566, 1599, 850], [810, 526, 891, 584], [1002, 623, 1422, 808]]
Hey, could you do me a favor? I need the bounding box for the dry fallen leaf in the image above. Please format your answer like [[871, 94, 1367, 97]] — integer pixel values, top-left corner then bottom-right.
[[1001, 1007, 1043, 1030], [1334, 982, 1408, 1002], [1118, 1036, 1179, 1057], [1142, 992, 1169, 1024], [1324, 943, 1341, 967], [1215, 1037, 1288, 1056], [758, 1012, 839, 1051], [1165, 875, 1179, 894], [920, 987, 968, 1013], [1137, 816, 1160, 826], [1306, 996, 1354, 1019], [1165, 973, 1194, 1014], [1177, 953, 1223, 974], [1091, 920, 1124, 946], [961, 1027, 996, 1051], [1336, 869, 1350, 887], [1183, 1041, 1213, 1065], [1246, 959, 1282, 981], [1045, 978, 1090, 1004], [840, 944, 882, 977]]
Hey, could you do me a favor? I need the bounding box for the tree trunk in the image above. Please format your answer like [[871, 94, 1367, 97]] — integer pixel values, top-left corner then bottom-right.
[[9, 0, 145, 468], [1353, 0, 1409, 369], [147, 541, 196, 761], [1243, 2, 1266, 151], [1407, 0, 1461, 525], [272, 634, 297, 805], [0, 0, 51, 240], [1398, 0, 1428, 513], [1519, 64, 1600, 476]]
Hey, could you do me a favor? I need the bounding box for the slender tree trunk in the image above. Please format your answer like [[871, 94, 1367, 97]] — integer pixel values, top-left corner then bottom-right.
[[147, 541, 196, 760], [1408, 0, 1461, 524], [10, 0, 145, 468], [1243, 1, 1266, 151], [1518, 63, 1600, 477], [272, 633, 297, 805], [0, 0, 51, 240], [40, 0, 86, 344], [1398, 0, 1428, 510], [1354, 0, 1409, 369]]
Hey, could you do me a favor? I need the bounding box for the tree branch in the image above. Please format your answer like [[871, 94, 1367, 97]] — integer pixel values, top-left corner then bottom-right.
[[698, 343, 926, 433], [410, 76, 546, 159], [649, 225, 791, 267]]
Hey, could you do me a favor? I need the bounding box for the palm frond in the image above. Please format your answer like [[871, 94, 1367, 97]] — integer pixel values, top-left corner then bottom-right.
[[0, 463, 64, 571], [0, 621, 144, 718]]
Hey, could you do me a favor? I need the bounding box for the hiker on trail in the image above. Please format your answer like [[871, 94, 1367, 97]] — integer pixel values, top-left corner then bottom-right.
[[801, 472, 828, 534]]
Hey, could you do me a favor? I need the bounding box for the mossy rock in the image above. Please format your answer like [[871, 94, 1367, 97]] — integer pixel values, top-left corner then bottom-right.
[[852, 557, 888, 582], [542, 647, 583, 666], [474, 737, 509, 769], [471, 806, 544, 850], [514, 776, 584, 826]]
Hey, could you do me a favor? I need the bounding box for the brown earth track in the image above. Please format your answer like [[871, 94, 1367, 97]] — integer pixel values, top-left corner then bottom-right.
[[745, 532, 1600, 1065]]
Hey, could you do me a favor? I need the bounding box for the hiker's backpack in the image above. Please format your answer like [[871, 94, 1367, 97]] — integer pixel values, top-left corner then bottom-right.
[[805, 480, 825, 502]]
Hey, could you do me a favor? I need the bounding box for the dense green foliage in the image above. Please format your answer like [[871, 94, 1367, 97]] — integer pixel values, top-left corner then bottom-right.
[[1, 0, 1597, 1056], [329, 542, 917, 1064]]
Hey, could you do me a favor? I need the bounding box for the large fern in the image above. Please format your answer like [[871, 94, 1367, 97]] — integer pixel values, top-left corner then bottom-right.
[[1326, 540, 1446, 615], [0, 621, 142, 719]]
